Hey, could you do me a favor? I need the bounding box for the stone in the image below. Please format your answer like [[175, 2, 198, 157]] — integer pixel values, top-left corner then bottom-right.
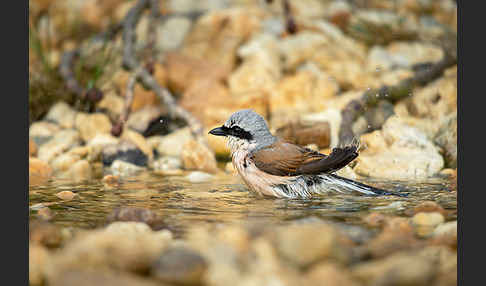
[[37, 129, 81, 163], [29, 121, 61, 138], [351, 251, 438, 286], [75, 112, 112, 142], [181, 139, 219, 174], [185, 171, 214, 183], [434, 112, 457, 168], [52, 154, 93, 181], [55, 191, 76, 201], [148, 127, 193, 157], [165, 52, 229, 95], [156, 16, 192, 52], [305, 263, 360, 286], [29, 138, 37, 157], [406, 201, 448, 217], [150, 156, 182, 171], [110, 160, 146, 177], [87, 133, 120, 147], [44, 222, 173, 280], [102, 141, 148, 167], [29, 243, 50, 286], [45, 101, 77, 129], [273, 223, 351, 268], [152, 246, 208, 285], [353, 116, 444, 180], [29, 220, 64, 248], [29, 157, 53, 186], [411, 212, 445, 238], [121, 128, 154, 162], [430, 221, 457, 248], [49, 270, 160, 286], [96, 91, 124, 121], [106, 207, 164, 229], [125, 106, 164, 135]]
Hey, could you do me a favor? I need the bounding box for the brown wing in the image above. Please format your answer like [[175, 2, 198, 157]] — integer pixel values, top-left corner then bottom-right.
[[251, 140, 358, 176]]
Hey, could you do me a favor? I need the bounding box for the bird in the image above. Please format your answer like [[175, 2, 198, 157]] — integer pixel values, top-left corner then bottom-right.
[[209, 109, 406, 199]]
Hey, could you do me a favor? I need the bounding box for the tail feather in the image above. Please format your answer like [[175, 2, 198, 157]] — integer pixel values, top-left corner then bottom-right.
[[326, 174, 408, 197]]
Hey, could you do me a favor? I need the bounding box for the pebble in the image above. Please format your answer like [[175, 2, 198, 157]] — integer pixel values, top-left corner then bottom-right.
[[185, 171, 214, 183], [181, 139, 219, 174], [411, 212, 445, 238], [55, 191, 76, 201]]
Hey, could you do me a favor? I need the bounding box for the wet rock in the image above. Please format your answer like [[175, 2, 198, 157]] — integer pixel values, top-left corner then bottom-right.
[[45, 101, 77, 129], [52, 154, 93, 181], [305, 263, 360, 286], [434, 112, 457, 168], [45, 222, 173, 279], [29, 138, 37, 157], [106, 207, 164, 229], [152, 246, 208, 285], [55, 191, 76, 201], [102, 141, 148, 167], [354, 116, 444, 180], [37, 129, 81, 163], [49, 270, 160, 286], [148, 127, 193, 157], [29, 157, 53, 186], [185, 171, 214, 183], [29, 121, 61, 139], [29, 243, 50, 286], [272, 223, 351, 268], [156, 16, 192, 52], [181, 139, 219, 174], [29, 220, 64, 248], [411, 212, 445, 238], [275, 120, 331, 149], [110, 159, 146, 177], [351, 251, 438, 286], [75, 112, 112, 142], [151, 156, 182, 171]]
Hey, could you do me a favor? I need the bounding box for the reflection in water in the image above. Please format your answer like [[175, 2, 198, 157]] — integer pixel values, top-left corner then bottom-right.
[[29, 172, 456, 237]]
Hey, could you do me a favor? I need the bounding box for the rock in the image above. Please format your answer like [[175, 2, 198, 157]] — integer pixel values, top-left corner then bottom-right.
[[106, 207, 165, 230], [406, 201, 448, 217], [37, 207, 54, 221], [55, 191, 76, 201], [351, 251, 438, 286], [272, 223, 351, 268], [185, 171, 214, 183], [45, 222, 173, 280], [29, 220, 64, 248], [275, 120, 331, 149], [102, 174, 120, 187], [125, 106, 164, 135], [110, 160, 146, 177], [37, 129, 81, 163], [49, 270, 160, 286], [430, 221, 457, 248], [29, 138, 37, 157], [148, 127, 193, 157], [411, 212, 445, 238], [152, 246, 208, 285], [434, 112, 457, 168], [29, 121, 61, 139], [121, 128, 154, 162], [75, 112, 112, 142], [363, 212, 387, 228], [347, 10, 418, 46], [29, 157, 53, 186], [181, 139, 219, 174], [45, 101, 77, 129], [150, 156, 182, 171], [165, 52, 229, 95], [87, 133, 120, 147], [305, 263, 360, 286], [156, 16, 192, 52], [353, 116, 444, 180], [96, 91, 124, 121], [180, 7, 264, 74], [52, 154, 93, 181], [102, 141, 148, 167], [29, 243, 50, 286]]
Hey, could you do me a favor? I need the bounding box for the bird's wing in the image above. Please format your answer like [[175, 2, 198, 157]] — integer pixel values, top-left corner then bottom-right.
[[250, 140, 359, 176]]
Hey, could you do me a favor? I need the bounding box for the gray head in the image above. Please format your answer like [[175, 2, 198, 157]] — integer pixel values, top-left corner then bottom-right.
[[209, 109, 276, 147]]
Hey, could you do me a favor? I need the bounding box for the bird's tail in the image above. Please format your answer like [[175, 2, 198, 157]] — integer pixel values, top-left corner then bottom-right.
[[323, 174, 408, 197]]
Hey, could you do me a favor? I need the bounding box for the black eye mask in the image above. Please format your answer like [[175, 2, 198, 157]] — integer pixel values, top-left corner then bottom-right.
[[223, 125, 253, 140]]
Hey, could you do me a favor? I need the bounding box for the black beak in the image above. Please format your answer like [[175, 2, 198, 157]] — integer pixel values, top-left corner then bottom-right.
[[208, 126, 228, 136]]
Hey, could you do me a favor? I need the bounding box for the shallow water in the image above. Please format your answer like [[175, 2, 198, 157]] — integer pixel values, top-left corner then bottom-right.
[[29, 172, 456, 237]]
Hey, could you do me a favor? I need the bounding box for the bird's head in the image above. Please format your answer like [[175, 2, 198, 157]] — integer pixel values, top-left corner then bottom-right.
[[209, 109, 275, 152]]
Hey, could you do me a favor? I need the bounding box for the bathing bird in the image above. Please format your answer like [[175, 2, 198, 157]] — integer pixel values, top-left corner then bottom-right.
[[209, 109, 405, 199]]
